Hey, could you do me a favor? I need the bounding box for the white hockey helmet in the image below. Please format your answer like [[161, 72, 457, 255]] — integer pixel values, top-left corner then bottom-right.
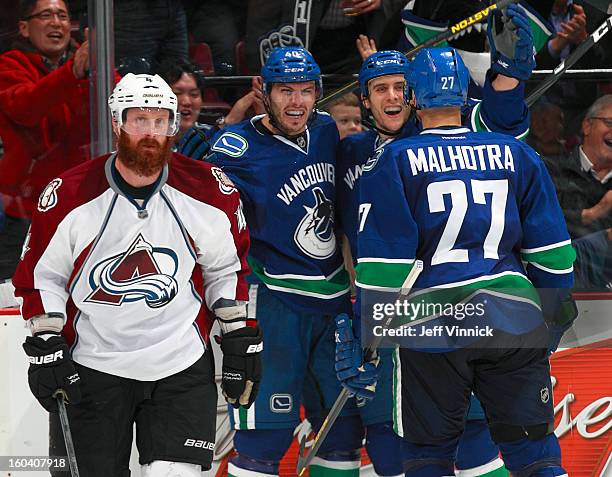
[[108, 73, 179, 136]]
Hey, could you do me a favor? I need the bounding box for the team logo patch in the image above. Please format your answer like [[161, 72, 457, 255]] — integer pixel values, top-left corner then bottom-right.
[[37, 178, 62, 212], [294, 187, 336, 260], [211, 132, 248, 158], [85, 234, 179, 308], [541, 387, 550, 403], [270, 394, 293, 413], [362, 148, 384, 173], [211, 166, 237, 195], [235, 200, 247, 232]]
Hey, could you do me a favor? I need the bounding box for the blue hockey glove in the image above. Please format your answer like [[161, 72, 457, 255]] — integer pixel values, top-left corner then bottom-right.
[[335, 314, 379, 400], [177, 126, 212, 160], [487, 3, 535, 81], [547, 297, 579, 355]]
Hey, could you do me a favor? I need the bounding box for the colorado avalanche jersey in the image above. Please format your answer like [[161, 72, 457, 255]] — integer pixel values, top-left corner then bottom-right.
[[337, 77, 531, 260], [13, 153, 249, 380], [207, 112, 350, 314], [355, 127, 575, 342]]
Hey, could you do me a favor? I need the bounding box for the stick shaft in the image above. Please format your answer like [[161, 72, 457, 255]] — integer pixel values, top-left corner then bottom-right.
[[318, 0, 519, 108], [297, 261, 423, 475], [527, 15, 612, 107], [57, 394, 80, 477]]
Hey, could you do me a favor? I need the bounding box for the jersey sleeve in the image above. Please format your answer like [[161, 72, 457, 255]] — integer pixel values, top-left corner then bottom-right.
[[467, 75, 530, 141], [195, 186, 250, 309], [206, 129, 252, 201], [517, 144, 575, 291], [355, 148, 419, 292], [12, 180, 74, 320]]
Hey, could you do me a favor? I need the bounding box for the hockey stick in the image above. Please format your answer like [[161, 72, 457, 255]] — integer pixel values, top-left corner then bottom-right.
[[526, 14, 612, 107], [296, 260, 424, 476], [54, 391, 81, 477], [318, 0, 520, 108]]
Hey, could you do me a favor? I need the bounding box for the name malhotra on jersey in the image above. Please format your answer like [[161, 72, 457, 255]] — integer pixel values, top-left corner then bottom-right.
[[407, 143, 515, 176], [277, 162, 335, 205]]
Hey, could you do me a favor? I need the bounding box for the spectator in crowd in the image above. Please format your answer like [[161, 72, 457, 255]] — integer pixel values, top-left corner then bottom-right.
[[114, 0, 188, 74], [543, 95, 611, 289], [0, 0, 92, 281], [543, 94, 612, 238], [527, 100, 566, 156], [324, 92, 363, 139], [158, 60, 265, 159], [536, 0, 608, 139]]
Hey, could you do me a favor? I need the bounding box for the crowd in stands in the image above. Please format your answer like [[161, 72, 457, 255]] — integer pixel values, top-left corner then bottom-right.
[[0, 0, 611, 298]]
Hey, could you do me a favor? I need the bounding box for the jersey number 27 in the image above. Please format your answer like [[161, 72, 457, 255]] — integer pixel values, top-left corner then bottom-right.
[[429, 179, 508, 265]]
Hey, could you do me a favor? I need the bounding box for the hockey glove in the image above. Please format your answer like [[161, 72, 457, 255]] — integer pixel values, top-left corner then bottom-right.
[[22, 333, 81, 413], [335, 314, 379, 400], [178, 127, 211, 160], [547, 297, 579, 355], [487, 3, 535, 81], [219, 325, 263, 409]]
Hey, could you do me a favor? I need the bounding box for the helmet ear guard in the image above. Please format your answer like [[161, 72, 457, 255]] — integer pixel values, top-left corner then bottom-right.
[[108, 73, 179, 135], [407, 47, 470, 110]]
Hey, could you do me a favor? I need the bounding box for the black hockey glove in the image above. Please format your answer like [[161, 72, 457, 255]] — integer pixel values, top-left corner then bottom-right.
[[23, 333, 81, 412], [219, 325, 262, 409]]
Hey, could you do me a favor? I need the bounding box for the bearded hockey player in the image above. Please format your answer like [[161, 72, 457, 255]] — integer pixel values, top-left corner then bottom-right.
[[352, 46, 574, 477], [206, 48, 363, 477], [335, 5, 538, 477], [13, 73, 262, 477]]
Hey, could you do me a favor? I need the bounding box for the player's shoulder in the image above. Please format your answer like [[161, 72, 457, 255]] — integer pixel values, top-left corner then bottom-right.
[[209, 119, 255, 159], [312, 109, 336, 127], [167, 153, 240, 209], [35, 155, 110, 217]]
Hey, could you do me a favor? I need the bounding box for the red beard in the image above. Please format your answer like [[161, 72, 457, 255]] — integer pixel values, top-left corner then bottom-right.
[[117, 133, 174, 176]]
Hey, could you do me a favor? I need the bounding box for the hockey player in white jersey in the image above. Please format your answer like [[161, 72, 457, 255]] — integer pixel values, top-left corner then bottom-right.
[[13, 73, 262, 477]]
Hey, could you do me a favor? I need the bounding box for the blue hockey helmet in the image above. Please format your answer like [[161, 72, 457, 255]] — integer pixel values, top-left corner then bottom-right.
[[261, 47, 322, 95], [359, 50, 410, 97], [407, 47, 470, 109]]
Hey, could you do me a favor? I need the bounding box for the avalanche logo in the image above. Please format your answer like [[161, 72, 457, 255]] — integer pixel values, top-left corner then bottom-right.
[[294, 187, 336, 260], [85, 234, 179, 308], [37, 178, 62, 212]]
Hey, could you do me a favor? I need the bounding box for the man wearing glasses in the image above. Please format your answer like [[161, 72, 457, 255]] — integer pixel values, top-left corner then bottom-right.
[[0, 0, 94, 281]]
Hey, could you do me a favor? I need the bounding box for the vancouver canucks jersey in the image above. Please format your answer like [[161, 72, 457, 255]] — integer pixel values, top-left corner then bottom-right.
[[355, 127, 575, 344], [337, 77, 531, 261], [207, 112, 350, 314]]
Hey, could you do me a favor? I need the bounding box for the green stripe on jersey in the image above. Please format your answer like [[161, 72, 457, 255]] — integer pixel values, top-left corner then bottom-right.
[[356, 261, 414, 289], [470, 102, 529, 141], [521, 243, 576, 271], [247, 256, 350, 298]]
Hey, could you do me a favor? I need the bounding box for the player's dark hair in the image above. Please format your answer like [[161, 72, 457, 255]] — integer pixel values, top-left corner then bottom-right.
[[156, 60, 205, 95]]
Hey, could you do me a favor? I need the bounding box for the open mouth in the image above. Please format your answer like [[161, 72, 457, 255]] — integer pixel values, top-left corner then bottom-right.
[[47, 32, 64, 40], [605, 139, 612, 147], [286, 110, 305, 119], [384, 106, 403, 117], [180, 109, 193, 120]]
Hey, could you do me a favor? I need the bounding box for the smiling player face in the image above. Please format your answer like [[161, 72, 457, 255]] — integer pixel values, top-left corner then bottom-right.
[[362, 74, 410, 135]]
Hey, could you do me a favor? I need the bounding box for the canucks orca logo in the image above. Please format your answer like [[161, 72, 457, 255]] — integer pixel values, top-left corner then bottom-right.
[[85, 234, 179, 308], [294, 187, 336, 259]]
